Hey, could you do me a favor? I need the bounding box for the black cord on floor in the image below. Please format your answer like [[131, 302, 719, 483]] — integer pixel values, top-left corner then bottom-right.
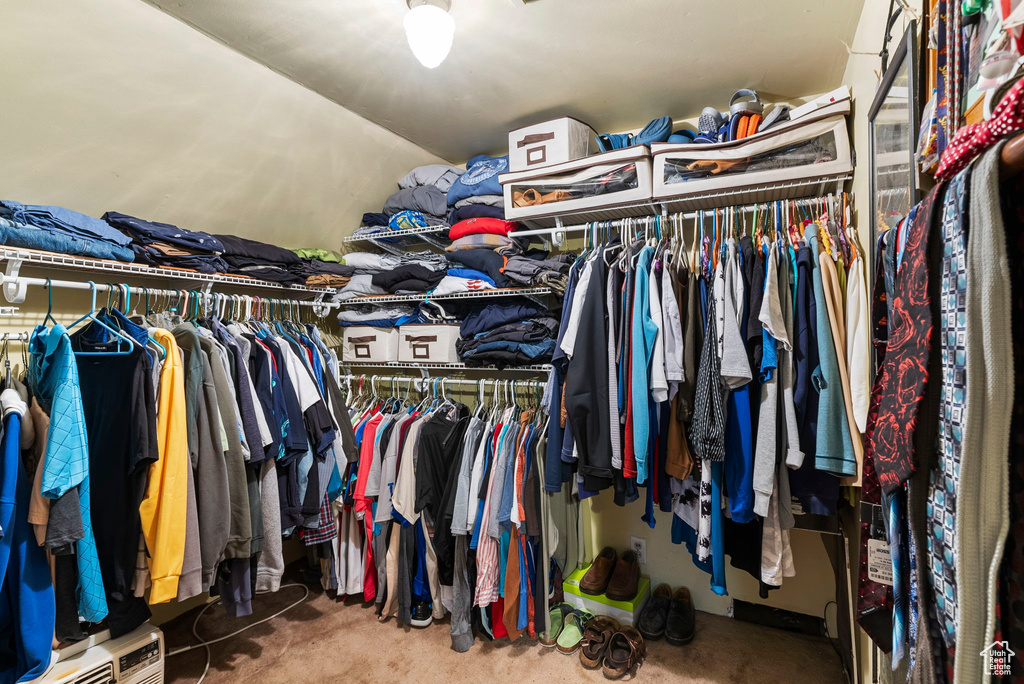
[[824, 600, 853, 684]]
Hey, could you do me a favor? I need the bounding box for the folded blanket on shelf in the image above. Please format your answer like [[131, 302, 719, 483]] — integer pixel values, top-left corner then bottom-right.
[[103, 211, 224, 253], [0, 200, 133, 247], [371, 264, 445, 293], [448, 217, 518, 240], [334, 274, 387, 301], [446, 267, 495, 287], [131, 242, 228, 273], [293, 247, 344, 262], [397, 250, 449, 270], [362, 212, 390, 227], [214, 233, 301, 264], [398, 164, 465, 193], [383, 186, 447, 218], [446, 234, 526, 255], [340, 252, 401, 273], [460, 298, 550, 338], [0, 216, 135, 262], [448, 203, 506, 224], [337, 305, 423, 328], [452, 194, 504, 209], [445, 249, 509, 288], [431, 275, 495, 296], [446, 155, 509, 206]]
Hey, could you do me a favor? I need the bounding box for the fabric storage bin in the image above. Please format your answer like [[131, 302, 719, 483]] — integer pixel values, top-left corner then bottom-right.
[[342, 326, 399, 363], [650, 100, 852, 200], [397, 324, 459, 363], [499, 146, 653, 221], [508, 116, 597, 172]]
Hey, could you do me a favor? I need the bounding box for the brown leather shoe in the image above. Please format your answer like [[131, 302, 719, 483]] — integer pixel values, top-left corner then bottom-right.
[[579, 547, 617, 595], [605, 550, 640, 601]]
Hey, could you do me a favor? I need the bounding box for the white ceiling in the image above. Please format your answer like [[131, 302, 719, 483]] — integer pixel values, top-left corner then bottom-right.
[[143, 0, 865, 162]]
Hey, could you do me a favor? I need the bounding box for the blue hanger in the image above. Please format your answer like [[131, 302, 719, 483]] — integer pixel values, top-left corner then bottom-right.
[[67, 281, 141, 356]]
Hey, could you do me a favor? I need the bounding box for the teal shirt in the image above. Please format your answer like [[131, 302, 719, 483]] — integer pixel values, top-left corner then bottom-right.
[[807, 235, 856, 476], [630, 247, 659, 484], [29, 323, 108, 622]]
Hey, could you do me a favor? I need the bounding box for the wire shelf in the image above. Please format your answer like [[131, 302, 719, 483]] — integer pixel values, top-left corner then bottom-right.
[[514, 174, 852, 230], [337, 286, 552, 306], [0, 247, 335, 296], [341, 225, 449, 243]]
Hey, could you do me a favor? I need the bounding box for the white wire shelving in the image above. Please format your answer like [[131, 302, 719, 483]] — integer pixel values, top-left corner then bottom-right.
[[341, 225, 450, 255], [510, 174, 853, 235], [337, 286, 552, 306], [0, 247, 336, 304]]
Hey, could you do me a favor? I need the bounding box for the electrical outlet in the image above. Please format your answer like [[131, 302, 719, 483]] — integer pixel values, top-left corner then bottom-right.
[[630, 536, 647, 565]]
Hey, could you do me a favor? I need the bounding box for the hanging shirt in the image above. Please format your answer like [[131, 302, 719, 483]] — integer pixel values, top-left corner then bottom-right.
[[630, 246, 658, 483]]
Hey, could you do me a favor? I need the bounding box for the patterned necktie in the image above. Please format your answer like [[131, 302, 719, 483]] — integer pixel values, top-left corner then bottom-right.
[[889, 488, 907, 668]]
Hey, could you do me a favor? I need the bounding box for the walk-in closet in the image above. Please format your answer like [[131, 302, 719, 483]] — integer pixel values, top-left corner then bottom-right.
[[0, 1, 1019, 683]]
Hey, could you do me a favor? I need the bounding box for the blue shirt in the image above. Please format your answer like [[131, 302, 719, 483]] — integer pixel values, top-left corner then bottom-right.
[[28, 324, 108, 623], [630, 247, 658, 484]]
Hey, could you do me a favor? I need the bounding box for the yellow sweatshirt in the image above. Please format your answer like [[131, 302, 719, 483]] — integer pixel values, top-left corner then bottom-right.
[[138, 329, 189, 603]]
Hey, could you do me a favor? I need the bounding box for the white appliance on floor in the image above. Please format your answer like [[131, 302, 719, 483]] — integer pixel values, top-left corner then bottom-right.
[[32, 623, 164, 684]]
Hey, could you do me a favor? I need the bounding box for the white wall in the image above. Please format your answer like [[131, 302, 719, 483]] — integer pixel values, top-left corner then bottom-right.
[[0, 0, 442, 249]]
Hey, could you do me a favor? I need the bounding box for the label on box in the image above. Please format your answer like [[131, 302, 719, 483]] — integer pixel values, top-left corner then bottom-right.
[[867, 539, 893, 586]]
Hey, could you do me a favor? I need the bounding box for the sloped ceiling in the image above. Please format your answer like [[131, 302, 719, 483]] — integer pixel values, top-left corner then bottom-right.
[[144, 0, 866, 162]]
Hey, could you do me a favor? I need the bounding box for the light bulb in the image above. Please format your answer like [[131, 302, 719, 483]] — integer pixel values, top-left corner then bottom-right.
[[404, 2, 455, 69]]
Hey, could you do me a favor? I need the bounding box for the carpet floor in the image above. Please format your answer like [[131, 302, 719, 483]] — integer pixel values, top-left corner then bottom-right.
[[161, 577, 847, 684]]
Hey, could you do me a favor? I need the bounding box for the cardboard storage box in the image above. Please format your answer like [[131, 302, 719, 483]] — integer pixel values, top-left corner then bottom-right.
[[563, 564, 651, 626], [342, 326, 399, 363], [500, 146, 653, 221], [509, 116, 597, 172], [397, 324, 460, 364]]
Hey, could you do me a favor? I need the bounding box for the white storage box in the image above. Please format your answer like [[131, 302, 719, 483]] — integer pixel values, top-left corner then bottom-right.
[[650, 101, 852, 201], [342, 326, 399, 363], [509, 116, 598, 172], [500, 146, 653, 221], [398, 324, 460, 364]]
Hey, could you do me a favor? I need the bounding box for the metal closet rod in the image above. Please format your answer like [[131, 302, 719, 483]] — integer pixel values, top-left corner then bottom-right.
[[2, 275, 337, 309], [508, 195, 846, 238], [340, 374, 543, 389]]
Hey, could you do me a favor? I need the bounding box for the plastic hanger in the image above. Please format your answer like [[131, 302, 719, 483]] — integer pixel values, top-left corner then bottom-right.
[[67, 281, 142, 356]]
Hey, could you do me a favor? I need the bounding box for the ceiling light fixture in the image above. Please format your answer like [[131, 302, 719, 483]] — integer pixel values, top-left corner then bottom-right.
[[404, 0, 455, 69]]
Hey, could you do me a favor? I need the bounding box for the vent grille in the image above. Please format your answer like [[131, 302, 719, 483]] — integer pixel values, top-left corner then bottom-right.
[[74, 662, 113, 684], [134, 669, 163, 684]]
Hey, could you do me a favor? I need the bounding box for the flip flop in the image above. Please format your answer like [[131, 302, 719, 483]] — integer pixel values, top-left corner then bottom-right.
[[746, 113, 763, 137], [760, 105, 790, 132], [667, 129, 697, 144], [555, 609, 594, 654], [686, 158, 749, 175], [512, 189, 542, 208], [539, 603, 574, 647]]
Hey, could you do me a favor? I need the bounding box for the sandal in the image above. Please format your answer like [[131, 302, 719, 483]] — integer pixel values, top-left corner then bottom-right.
[[555, 609, 593, 655], [538, 190, 572, 205], [579, 616, 619, 669], [538, 602, 574, 647], [512, 189, 542, 208], [686, 158, 750, 175], [601, 626, 646, 680]]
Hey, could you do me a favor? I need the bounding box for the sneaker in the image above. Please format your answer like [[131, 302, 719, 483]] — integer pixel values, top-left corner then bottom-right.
[[410, 600, 433, 628]]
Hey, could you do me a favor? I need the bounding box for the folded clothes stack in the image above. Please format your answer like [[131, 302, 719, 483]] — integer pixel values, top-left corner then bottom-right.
[[213, 233, 304, 285], [371, 264, 446, 294], [456, 298, 558, 368], [445, 155, 508, 224], [376, 164, 465, 231], [337, 299, 456, 328], [339, 251, 401, 274], [503, 254, 575, 296], [0, 200, 136, 262], [103, 211, 228, 274], [288, 248, 355, 287]]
